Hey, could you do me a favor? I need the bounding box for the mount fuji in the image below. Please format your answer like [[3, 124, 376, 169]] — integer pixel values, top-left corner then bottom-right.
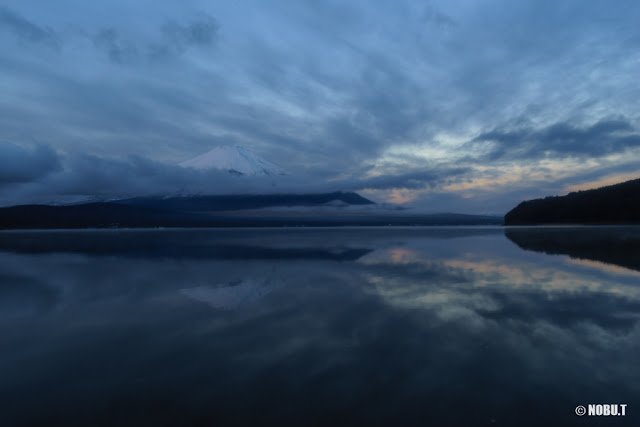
[[180, 145, 287, 176], [0, 146, 507, 228]]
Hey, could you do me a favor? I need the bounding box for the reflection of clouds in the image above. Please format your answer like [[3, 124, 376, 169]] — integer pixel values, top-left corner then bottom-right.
[[0, 272, 60, 317], [2, 230, 640, 425], [361, 242, 640, 353], [443, 258, 640, 297], [362, 244, 640, 299], [565, 257, 640, 277], [445, 259, 575, 289], [363, 254, 640, 392], [366, 274, 498, 329], [359, 247, 425, 266], [388, 248, 419, 264], [181, 279, 281, 310]]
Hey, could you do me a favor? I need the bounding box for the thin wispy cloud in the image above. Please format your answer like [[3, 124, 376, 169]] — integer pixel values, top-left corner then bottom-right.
[[0, 6, 59, 48], [92, 15, 219, 64]]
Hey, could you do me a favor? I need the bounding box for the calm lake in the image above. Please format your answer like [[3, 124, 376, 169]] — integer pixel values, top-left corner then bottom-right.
[[1, 227, 639, 426]]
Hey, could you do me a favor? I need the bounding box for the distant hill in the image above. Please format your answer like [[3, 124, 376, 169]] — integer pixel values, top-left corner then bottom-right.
[[0, 191, 504, 229], [505, 178, 640, 225], [115, 191, 374, 211]]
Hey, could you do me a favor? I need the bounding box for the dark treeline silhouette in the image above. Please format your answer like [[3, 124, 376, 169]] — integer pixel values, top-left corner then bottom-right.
[[505, 178, 640, 225]]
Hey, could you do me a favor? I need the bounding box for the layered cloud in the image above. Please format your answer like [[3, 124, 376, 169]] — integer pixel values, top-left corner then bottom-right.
[[1, 1, 640, 211], [92, 15, 218, 64], [0, 144, 61, 185], [468, 117, 640, 161], [0, 6, 59, 48], [0, 145, 474, 206]]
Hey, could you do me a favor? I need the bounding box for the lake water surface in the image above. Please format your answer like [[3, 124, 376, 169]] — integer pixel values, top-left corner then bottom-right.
[[1, 227, 639, 426]]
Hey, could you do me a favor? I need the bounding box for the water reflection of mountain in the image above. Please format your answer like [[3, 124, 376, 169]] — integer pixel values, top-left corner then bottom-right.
[[505, 227, 640, 272], [3, 227, 640, 426], [0, 228, 503, 259], [181, 279, 281, 310], [0, 233, 372, 261]]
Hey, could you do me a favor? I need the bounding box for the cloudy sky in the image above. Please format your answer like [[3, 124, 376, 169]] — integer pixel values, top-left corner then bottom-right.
[[1, 0, 639, 213]]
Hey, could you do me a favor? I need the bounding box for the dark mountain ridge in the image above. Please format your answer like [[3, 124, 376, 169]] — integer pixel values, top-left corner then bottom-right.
[[0, 191, 504, 229], [115, 191, 374, 211], [505, 178, 640, 225]]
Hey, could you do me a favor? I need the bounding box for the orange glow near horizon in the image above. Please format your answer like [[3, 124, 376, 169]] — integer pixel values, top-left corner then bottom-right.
[[388, 248, 420, 264], [387, 189, 419, 204], [564, 172, 640, 193]]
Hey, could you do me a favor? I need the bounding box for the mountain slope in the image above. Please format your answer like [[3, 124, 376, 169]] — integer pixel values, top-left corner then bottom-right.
[[179, 145, 286, 176], [505, 178, 640, 225], [115, 192, 374, 212]]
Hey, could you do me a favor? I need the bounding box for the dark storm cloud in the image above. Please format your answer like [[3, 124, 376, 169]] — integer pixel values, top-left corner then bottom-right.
[[92, 28, 139, 64], [93, 15, 219, 64], [343, 167, 471, 191], [0, 144, 61, 185], [42, 153, 249, 199], [259, 47, 442, 173], [468, 117, 640, 161], [153, 15, 219, 57], [0, 6, 58, 48], [0, 149, 320, 206]]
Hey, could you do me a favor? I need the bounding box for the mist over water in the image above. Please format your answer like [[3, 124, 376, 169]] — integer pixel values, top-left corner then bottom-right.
[[1, 227, 639, 426]]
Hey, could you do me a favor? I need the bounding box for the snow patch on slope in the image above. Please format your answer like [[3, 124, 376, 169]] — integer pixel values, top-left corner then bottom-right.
[[179, 145, 287, 176]]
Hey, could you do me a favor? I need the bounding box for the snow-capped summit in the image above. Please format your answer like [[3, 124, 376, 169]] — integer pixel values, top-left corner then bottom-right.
[[179, 145, 287, 176]]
